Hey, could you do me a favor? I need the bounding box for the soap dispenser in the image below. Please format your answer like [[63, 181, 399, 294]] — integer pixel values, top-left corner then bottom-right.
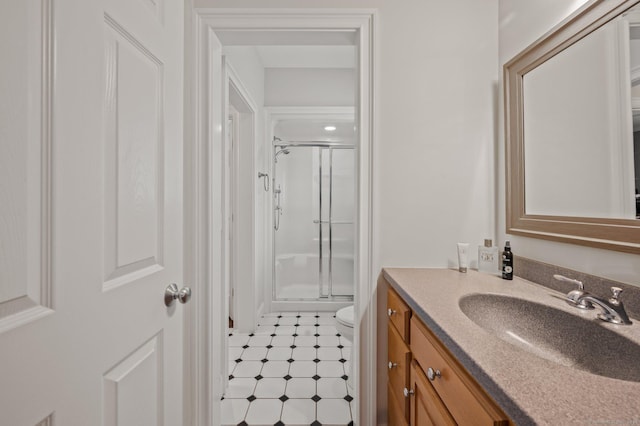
[[478, 239, 499, 274]]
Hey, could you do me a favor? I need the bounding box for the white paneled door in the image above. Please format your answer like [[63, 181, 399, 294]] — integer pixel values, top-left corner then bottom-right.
[[0, 0, 185, 425]]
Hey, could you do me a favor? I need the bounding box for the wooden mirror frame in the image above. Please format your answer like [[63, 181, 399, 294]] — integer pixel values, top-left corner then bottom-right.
[[504, 0, 640, 254]]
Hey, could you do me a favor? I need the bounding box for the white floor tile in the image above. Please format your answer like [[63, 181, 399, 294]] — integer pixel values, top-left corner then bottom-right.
[[291, 347, 316, 360], [229, 347, 244, 360], [279, 311, 298, 316], [257, 316, 279, 325], [316, 398, 352, 424], [220, 398, 249, 425], [262, 312, 280, 317], [229, 334, 250, 347], [242, 347, 268, 360], [285, 377, 316, 398], [288, 361, 316, 377], [317, 325, 338, 335], [297, 312, 316, 318], [317, 361, 344, 377], [260, 360, 290, 378], [278, 316, 298, 325], [224, 378, 257, 399], [318, 335, 340, 346], [244, 399, 283, 425], [275, 325, 296, 335], [254, 325, 276, 336], [294, 336, 317, 346], [296, 325, 317, 336], [342, 347, 351, 360], [281, 399, 316, 425], [317, 316, 337, 325], [228, 360, 237, 375], [297, 316, 317, 325], [254, 377, 287, 398], [271, 335, 295, 347], [339, 336, 352, 347], [267, 347, 292, 360], [317, 378, 348, 399], [248, 335, 272, 347], [317, 312, 335, 318], [317, 347, 342, 360], [232, 360, 263, 377]]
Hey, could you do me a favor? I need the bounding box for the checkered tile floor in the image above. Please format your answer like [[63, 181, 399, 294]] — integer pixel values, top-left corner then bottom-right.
[[222, 311, 353, 426]]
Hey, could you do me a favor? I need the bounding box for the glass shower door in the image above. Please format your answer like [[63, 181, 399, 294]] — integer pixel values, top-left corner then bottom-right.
[[273, 145, 355, 301]]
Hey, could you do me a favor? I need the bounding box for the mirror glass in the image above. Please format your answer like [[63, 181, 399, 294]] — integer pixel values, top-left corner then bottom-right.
[[523, 5, 640, 219]]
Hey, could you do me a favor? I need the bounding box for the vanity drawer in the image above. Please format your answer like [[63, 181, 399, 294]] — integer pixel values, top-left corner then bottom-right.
[[388, 322, 411, 421], [410, 360, 455, 426], [410, 317, 509, 425], [388, 287, 411, 342]]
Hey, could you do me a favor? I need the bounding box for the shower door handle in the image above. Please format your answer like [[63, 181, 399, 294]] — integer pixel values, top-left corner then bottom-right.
[[313, 220, 329, 224]]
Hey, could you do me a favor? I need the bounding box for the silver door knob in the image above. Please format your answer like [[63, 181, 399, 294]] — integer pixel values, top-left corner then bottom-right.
[[165, 283, 192, 307]]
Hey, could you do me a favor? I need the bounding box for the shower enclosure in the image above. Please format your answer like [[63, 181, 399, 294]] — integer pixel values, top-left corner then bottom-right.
[[272, 140, 355, 302]]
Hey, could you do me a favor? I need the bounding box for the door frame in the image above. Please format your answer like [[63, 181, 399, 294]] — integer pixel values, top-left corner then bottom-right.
[[185, 8, 378, 426]]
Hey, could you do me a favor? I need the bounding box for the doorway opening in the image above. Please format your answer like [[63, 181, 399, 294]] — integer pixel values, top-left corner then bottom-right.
[[187, 9, 376, 426]]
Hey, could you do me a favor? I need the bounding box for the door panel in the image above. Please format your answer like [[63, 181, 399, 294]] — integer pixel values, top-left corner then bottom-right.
[[104, 16, 164, 287], [0, 0, 184, 424], [0, 0, 53, 330], [103, 334, 163, 426]]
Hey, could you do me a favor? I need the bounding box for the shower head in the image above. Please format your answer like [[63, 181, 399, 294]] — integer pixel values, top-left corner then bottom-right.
[[274, 148, 290, 162]]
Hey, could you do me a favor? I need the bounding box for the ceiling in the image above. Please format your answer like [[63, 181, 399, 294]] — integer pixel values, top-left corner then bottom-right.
[[275, 119, 356, 143]]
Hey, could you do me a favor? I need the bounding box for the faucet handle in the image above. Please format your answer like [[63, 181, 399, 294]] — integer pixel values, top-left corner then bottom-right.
[[554, 274, 584, 290], [610, 287, 623, 305], [555, 274, 593, 310]]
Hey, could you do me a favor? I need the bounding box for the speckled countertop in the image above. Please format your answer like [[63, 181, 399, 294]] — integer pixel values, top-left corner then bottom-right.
[[383, 268, 640, 425]]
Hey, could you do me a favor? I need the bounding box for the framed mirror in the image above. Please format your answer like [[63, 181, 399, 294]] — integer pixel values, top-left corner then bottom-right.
[[505, 0, 640, 254]]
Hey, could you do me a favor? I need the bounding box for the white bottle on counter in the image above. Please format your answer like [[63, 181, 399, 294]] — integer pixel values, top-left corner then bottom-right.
[[478, 239, 499, 274]]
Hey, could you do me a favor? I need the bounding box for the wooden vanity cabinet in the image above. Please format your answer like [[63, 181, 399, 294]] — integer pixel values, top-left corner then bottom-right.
[[385, 281, 511, 426]]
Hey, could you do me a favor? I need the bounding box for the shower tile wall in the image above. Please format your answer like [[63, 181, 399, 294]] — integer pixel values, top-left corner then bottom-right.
[[222, 312, 354, 426]]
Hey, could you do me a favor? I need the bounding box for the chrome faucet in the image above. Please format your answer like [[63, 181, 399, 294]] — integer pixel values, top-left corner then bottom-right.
[[576, 287, 632, 325], [555, 275, 632, 325]]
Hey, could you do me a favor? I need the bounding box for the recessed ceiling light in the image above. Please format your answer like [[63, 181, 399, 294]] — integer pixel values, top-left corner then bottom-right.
[[324, 125, 337, 132]]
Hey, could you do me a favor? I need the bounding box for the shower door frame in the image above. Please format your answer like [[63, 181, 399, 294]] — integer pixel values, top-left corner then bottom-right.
[[271, 141, 355, 302]]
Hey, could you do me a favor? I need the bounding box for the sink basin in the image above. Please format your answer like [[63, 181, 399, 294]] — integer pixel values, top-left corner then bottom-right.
[[459, 293, 640, 382]]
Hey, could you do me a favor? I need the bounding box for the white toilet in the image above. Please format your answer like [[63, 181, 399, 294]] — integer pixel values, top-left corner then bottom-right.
[[335, 305, 355, 389]]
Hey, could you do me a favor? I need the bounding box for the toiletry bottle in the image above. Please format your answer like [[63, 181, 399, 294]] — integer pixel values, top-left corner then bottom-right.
[[478, 239, 499, 274], [502, 241, 513, 280]]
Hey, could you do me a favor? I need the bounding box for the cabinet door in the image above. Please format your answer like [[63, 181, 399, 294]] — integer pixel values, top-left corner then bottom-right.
[[388, 383, 409, 426], [410, 360, 456, 426]]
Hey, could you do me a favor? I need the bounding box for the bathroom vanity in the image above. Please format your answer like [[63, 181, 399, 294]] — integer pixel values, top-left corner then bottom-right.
[[381, 268, 640, 425]]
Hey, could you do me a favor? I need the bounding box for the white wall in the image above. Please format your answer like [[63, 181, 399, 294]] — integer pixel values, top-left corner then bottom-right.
[[265, 68, 355, 106], [222, 46, 268, 316], [499, 0, 640, 286]]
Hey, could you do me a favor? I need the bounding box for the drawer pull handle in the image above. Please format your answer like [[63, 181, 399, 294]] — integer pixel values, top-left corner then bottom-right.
[[403, 387, 414, 397], [388, 308, 396, 317], [388, 362, 398, 369], [427, 367, 442, 381]]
